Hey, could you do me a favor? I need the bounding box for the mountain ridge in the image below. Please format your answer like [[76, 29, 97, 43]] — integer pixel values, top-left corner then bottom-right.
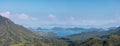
[[0, 15, 69, 46], [0, 15, 42, 46]]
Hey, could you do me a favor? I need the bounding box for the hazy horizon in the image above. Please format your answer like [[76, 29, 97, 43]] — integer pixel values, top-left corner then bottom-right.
[[0, 0, 120, 28]]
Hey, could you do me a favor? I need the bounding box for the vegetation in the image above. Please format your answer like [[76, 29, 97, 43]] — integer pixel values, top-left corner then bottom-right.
[[68, 35, 120, 46], [68, 27, 120, 46], [0, 15, 69, 46], [1, 15, 120, 46]]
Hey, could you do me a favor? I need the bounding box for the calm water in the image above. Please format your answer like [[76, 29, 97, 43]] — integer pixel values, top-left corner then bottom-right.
[[39, 29, 86, 36]]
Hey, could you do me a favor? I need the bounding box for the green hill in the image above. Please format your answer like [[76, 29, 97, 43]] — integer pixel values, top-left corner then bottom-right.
[[0, 15, 68, 46], [69, 27, 120, 46], [0, 15, 44, 46]]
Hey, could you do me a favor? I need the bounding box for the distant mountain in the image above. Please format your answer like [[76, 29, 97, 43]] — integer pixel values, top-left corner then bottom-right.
[[68, 26, 120, 46], [63, 28, 105, 41], [33, 27, 104, 36], [111, 27, 120, 35], [4, 14, 120, 46], [33, 31, 58, 38]]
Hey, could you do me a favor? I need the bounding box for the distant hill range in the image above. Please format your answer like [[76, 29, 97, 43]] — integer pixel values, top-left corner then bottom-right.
[[64, 26, 118, 41], [67, 26, 120, 46], [32, 27, 105, 36], [1, 14, 120, 46]]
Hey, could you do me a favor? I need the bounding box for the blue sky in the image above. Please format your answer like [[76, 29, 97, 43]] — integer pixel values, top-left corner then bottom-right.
[[0, 0, 120, 28]]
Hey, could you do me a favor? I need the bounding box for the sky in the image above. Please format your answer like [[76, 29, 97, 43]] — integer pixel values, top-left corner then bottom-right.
[[0, 0, 120, 28]]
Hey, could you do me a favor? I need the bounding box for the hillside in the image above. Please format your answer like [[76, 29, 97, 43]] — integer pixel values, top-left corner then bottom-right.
[[0, 15, 45, 46], [1, 14, 120, 46], [68, 26, 120, 46], [0, 15, 68, 46], [64, 28, 105, 41]]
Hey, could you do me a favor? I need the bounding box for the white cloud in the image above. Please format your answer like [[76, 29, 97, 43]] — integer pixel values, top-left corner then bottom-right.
[[48, 14, 56, 19], [0, 11, 119, 27], [18, 13, 40, 21], [80, 19, 115, 25], [0, 11, 11, 18], [18, 13, 29, 20]]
